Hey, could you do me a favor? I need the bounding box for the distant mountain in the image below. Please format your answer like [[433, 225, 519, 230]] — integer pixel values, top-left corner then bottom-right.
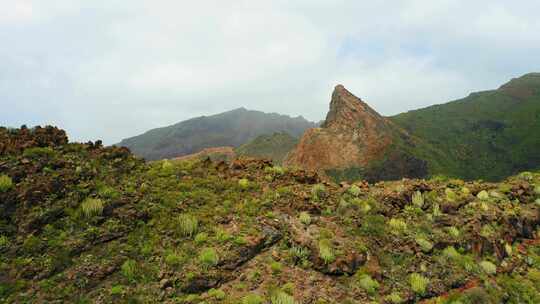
[[390, 72, 540, 180], [235, 132, 299, 164], [117, 108, 317, 160], [285, 85, 432, 182]]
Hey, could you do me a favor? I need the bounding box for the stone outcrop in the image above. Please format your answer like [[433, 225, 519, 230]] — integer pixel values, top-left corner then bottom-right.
[[285, 85, 428, 182]]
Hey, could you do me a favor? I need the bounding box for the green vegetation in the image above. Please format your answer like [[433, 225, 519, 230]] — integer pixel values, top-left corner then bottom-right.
[[236, 132, 300, 164], [2, 126, 540, 303], [0, 174, 13, 192], [177, 214, 199, 237], [391, 73, 540, 181], [199, 248, 219, 269], [409, 273, 429, 295], [299, 211, 311, 225], [80, 198, 104, 218]]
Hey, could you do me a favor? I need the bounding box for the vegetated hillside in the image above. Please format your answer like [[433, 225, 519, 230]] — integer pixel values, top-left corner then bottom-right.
[[235, 132, 299, 164], [3, 126, 540, 303], [285, 85, 437, 182], [117, 108, 317, 160], [391, 73, 540, 181]]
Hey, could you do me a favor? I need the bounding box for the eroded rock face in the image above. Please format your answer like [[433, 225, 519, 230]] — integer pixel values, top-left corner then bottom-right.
[[285, 85, 427, 182]]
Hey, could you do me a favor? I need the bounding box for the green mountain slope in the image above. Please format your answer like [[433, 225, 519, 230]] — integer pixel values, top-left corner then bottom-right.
[[117, 108, 316, 160], [3, 126, 540, 303], [391, 73, 540, 181], [235, 132, 298, 164]]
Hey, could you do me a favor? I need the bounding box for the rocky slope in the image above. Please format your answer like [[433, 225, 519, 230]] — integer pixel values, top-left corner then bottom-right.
[[3, 126, 540, 303], [117, 108, 317, 160], [285, 85, 430, 182]]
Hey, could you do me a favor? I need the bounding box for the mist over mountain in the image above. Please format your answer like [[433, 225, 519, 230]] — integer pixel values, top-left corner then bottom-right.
[[117, 108, 317, 160]]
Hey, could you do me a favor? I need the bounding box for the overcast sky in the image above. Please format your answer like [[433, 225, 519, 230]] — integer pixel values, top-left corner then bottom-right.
[[1, 0, 539, 144]]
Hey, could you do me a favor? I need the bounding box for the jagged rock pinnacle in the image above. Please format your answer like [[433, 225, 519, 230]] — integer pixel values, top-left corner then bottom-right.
[[322, 85, 382, 129]]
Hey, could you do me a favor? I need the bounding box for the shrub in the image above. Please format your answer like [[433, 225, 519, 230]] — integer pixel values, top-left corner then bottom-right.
[[177, 214, 198, 237], [270, 291, 296, 304], [348, 185, 361, 196], [80, 198, 104, 218], [318, 239, 335, 264], [412, 191, 424, 208], [242, 294, 264, 304], [199, 248, 219, 269], [0, 175, 13, 192], [388, 218, 407, 235], [409, 273, 429, 295], [415, 238, 433, 253], [358, 274, 379, 295], [479, 260, 497, 275], [535, 185, 540, 196], [299, 212, 311, 225], [121, 259, 137, 282]]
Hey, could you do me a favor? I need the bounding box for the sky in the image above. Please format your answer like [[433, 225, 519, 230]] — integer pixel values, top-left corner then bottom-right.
[[1, 0, 540, 144]]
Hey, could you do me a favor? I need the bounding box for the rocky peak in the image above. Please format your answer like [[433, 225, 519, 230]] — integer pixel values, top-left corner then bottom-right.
[[322, 85, 386, 130]]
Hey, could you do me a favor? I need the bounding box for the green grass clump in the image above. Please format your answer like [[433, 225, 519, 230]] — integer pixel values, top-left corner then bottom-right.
[[110, 285, 123, 295], [23, 147, 56, 158], [80, 198, 104, 218], [242, 294, 264, 304], [415, 238, 433, 253], [477, 190, 490, 200], [239, 178, 250, 189], [121, 259, 137, 282], [409, 273, 429, 295], [0, 175, 13, 192], [165, 252, 184, 266], [199, 248, 219, 269], [388, 218, 407, 235], [299, 212, 311, 225], [318, 239, 335, 264], [479, 260, 497, 275], [412, 191, 424, 208], [207, 288, 226, 300], [270, 261, 283, 274], [447, 226, 460, 238], [177, 214, 198, 237], [384, 292, 403, 303], [194, 232, 208, 244], [311, 184, 326, 201], [289, 246, 310, 264], [0, 235, 9, 249], [270, 291, 296, 304], [358, 274, 379, 295], [348, 185, 361, 196]]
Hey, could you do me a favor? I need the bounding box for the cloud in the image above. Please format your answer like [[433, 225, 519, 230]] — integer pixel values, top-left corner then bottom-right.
[[1, 0, 540, 144]]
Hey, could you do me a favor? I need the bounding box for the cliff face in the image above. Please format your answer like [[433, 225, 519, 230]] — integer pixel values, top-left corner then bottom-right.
[[285, 85, 427, 181]]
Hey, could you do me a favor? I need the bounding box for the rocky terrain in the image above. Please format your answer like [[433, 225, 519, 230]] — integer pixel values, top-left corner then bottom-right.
[[2, 126, 540, 303], [117, 108, 316, 161], [285, 85, 431, 182]]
